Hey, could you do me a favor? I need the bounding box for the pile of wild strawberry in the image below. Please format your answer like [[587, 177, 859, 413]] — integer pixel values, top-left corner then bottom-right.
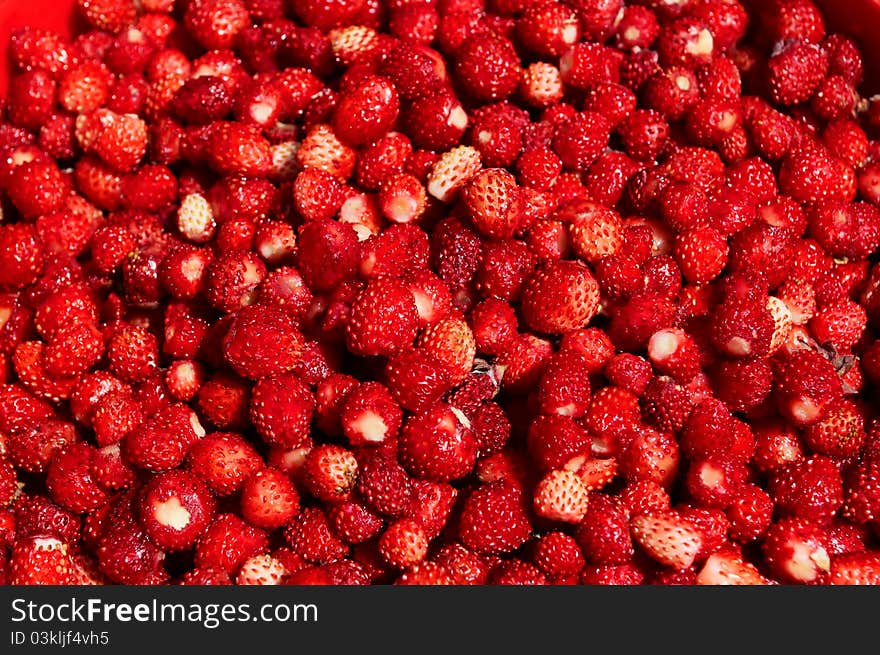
[[3, 0, 880, 586]]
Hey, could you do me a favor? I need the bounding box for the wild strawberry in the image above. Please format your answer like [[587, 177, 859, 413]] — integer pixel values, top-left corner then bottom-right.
[[250, 373, 314, 448], [357, 453, 413, 517], [186, 432, 262, 496], [195, 513, 268, 574], [656, 17, 715, 69], [239, 467, 300, 530], [770, 456, 844, 523], [619, 423, 682, 488], [761, 517, 830, 584], [552, 111, 612, 171], [631, 512, 703, 570], [774, 350, 843, 426], [224, 305, 305, 380], [379, 519, 429, 570], [9, 536, 76, 585], [285, 506, 348, 565], [123, 403, 203, 472], [385, 350, 452, 414], [519, 261, 599, 335], [13, 341, 78, 402], [827, 552, 880, 585], [77, 0, 137, 33], [346, 277, 419, 357], [459, 482, 531, 555], [44, 442, 109, 513], [571, 493, 630, 565], [696, 549, 769, 585], [138, 470, 216, 551], [0, 225, 45, 292], [399, 403, 477, 482], [533, 469, 590, 523]]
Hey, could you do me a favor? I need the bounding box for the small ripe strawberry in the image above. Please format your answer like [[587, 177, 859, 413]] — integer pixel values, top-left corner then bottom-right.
[[224, 305, 305, 380], [519, 261, 599, 335], [761, 517, 830, 584], [827, 552, 880, 585], [285, 506, 348, 565], [767, 41, 828, 105], [619, 423, 682, 487], [138, 470, 216, 551], [378, 519, 429, 570], [123, 403, 203, 472], [459, 482, 531, 555], [250, 373, 314, 448], [184, 0, 250, 49], [240, 467, 300, 530], [696, 549, 769, 585], [399, 403, 477, 482], [534, 469, 590, 523], [9, 536, 76, 585], [802, 399, 865, 460], [774, 350, 844, 427], [195, 513, 269, 575], [186, 432, 262, 496], [710, 295, 774, 359], [302, 445, 358, 502], [13, 341, 78, 402], [842, 451, 880, 524], [454, 34, 519, 103], [333, 75, 399, 147], [779, 145, 855, 206], [631, 512, 703, 570], [346, 276, 420, 357], [0, 225, 45, 292], [527, 414, 591, 473], [674, 228, 727, 284], [396, 562, 455, 585], [809, 299, 866, 351], [656, 16, 715, 69], [44, 442, 109, 513], [340, 382, 401, 448], [647, 328, 702, 383], [573, 493, 630, 564], [12, 494, 80, 546], [8, 158, 68, 219], [552, 111, 612, 172], [356, 453, 413, 517], [770, 456, 844, 524], [328, 501, 384, 545], [404, 479, 457, 539], [385, 350, 452, 414], [77, 0, 136, 32]]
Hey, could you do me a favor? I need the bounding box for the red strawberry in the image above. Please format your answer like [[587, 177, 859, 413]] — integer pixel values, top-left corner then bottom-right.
[[303, 445, 358, 502], [533, 469, 590, 523], [631, 512, 703, 570], [356, 453, 413, 517], [195, 513, 268, 575], [519, 260, 599, 335], [761, 517, 830, 584], [240, 468, 300, 530], [769, 456, 844, 523], [399, 403, 477, 482], [378, 519, 429, 569], [455, 34, 520, 103], [696, 548, 769, 585], [346, 277, 420, 357], [827, 552, 880, 584], [9, 536, 76, 585], [284, 507, 348, 565], [459, 482, 531, 555]]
